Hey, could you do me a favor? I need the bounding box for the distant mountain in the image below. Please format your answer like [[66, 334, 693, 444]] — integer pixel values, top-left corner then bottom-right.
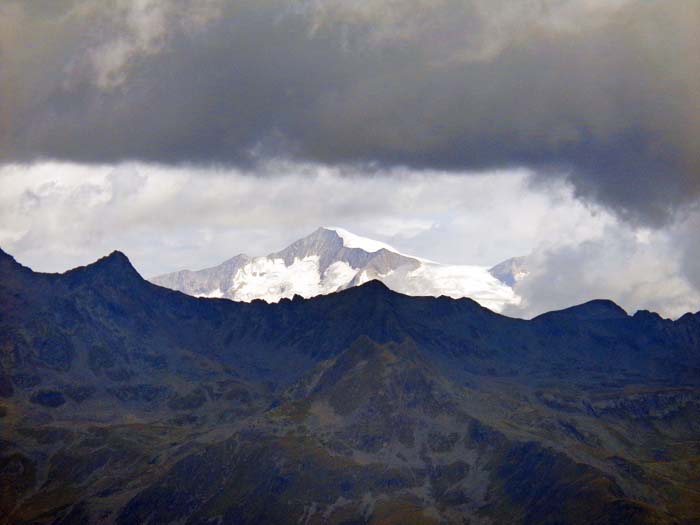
[[2, 247, 700, 524], [151, 227, 520, 312], [488, 255, 529, 287]]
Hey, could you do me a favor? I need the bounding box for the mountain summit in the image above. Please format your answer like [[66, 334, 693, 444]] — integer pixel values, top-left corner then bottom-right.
[[150, 227, 520, 312]]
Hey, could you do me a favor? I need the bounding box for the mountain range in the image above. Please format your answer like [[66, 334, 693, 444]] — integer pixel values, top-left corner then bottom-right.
[[1, 247, 699, 524], [150, 227, 523, 312]]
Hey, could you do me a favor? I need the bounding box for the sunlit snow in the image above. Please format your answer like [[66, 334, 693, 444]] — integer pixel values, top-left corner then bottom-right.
[[324, 226, 399, 253]]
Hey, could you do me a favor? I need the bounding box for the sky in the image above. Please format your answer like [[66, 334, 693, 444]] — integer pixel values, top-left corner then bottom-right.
[[1, 0, 699, 318]]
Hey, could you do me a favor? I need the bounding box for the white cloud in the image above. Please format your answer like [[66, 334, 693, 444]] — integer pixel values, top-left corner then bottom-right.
[[505, 224, 700, 319]]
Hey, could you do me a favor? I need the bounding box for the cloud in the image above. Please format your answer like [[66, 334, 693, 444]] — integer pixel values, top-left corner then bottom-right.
[[0, 161, 600, 273], [503, 221, 700, 319], [1, 0, 698, 224]]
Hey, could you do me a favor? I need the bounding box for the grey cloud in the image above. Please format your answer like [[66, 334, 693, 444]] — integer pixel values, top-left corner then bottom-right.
[[1, 0, 699, 224]]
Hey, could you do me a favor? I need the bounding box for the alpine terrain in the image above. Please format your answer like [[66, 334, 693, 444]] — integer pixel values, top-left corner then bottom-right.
[[151, 227, 521, 312], [1, 247, 699, 524]]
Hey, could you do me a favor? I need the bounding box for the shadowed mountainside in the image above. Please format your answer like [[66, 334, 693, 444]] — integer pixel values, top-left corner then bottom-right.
[[1, 248, 699, 524]]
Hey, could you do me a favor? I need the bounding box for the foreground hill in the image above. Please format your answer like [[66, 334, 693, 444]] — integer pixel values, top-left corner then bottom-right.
[[1, 248, 699, 524], [150, 226, 519, 312]]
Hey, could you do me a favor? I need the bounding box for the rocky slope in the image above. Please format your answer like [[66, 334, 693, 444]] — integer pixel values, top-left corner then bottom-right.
[[1, 247, 699, 524]]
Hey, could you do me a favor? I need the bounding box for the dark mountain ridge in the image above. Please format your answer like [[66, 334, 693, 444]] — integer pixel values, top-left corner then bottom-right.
[[1, 248, 699, 524]]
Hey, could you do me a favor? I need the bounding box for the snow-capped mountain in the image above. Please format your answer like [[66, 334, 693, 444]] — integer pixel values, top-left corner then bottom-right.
[[150, 227, 521, 312], [488, 256, 529, 287]]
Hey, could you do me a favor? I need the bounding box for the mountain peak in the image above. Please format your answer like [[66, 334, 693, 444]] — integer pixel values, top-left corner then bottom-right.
[[489, 255, 529, 286], [65, 250, 143, 284], [320, 226, 399, 254], [354, 278, 393, 294], [276, 226, 400, 263], [534, 299, 628, 322], [94, 250, 135, 269], [269, 227, 415, 280]]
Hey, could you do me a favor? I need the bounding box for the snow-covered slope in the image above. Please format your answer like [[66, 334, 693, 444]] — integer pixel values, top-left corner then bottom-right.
[[150, 227, 521, 312]]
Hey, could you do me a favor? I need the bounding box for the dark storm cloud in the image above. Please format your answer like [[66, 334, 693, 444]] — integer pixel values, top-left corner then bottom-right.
[[1, 0, 698, 224]]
